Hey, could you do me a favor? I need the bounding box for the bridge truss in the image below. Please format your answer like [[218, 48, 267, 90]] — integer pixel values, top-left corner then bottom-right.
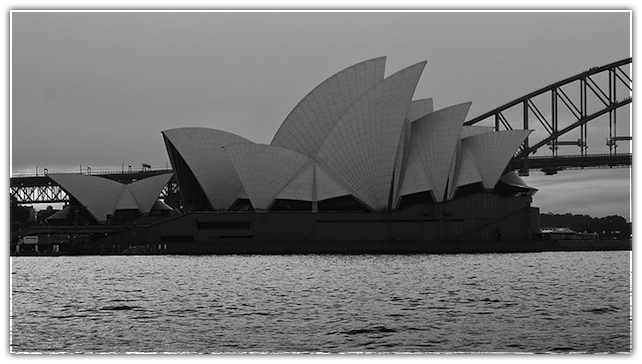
[[10, 177, 69, 204], [465, 58, 632, 175]]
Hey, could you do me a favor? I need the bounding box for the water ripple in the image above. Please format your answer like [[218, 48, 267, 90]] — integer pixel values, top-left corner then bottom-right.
[[99, 305, 140, 311], [10, 252, 631, 353], [343, 326, 397, 335]]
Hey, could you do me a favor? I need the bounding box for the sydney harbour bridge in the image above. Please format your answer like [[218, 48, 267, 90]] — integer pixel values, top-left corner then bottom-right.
[[10, 58, 632, 206]]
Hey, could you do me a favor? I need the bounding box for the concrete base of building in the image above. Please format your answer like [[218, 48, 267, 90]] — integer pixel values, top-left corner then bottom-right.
[[81, 193, 537, 254], [10, 194, 630, 256]]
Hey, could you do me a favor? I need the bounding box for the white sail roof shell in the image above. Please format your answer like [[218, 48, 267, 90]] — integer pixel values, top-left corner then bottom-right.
[[501, 170, 534, 189], [49, 174, 125, 222], [276, 161, 315, 201], [48, 173, 172, 222], [316, 61, 426, 210], [114, 186, 139, 211], [314, 163, 353, 201], [391, 120, 413, 207], [500, 170, 539, 196], [224, 144, 312, 211], [128, 173, 174, 213], [407, 102, 471, 202], [460, 125, 494, 139], [397, 121, 433, 198], [406, 98, 434, 122], [271, 57, 386, 158], [162, 128, 252, 210], [446, 140, 462, 200], [443, 126, 495, 199], [275, 161, 354, 202], [453, 142, 483, 188], [463, 130, 532, 189]]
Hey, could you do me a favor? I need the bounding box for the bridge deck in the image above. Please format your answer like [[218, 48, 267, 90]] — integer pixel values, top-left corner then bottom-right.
[[11, 169, 174, 187], [509, 153, 631, 175]]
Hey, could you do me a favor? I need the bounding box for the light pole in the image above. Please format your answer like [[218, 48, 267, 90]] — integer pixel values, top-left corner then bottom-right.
[[14, 221, 22, 254], [74, 209, 79, 243], [14, 221, 22, 238]]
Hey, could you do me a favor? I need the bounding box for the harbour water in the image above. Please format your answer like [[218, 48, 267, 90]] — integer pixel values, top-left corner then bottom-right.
[[10, 251, 631, 353]]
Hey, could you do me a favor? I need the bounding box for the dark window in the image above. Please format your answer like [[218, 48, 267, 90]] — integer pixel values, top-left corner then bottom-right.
[[197, 221, 250, 230], [317, 195, 369, 212], [453, 182, 485, 199], [397, 191, 434, 210], [269, 199, 313, 212], [228, 198, 255, 212], [160, 235, 193, 243]]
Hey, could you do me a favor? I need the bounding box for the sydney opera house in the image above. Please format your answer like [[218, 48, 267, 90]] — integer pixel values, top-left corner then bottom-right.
[[42, 57, 542, 254]]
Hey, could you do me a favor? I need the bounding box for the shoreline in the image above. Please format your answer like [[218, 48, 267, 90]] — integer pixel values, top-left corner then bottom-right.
[[10, 239, 632, 257]]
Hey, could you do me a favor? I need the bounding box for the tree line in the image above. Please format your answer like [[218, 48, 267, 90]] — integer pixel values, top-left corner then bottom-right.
[[540, 212, 631, 241]]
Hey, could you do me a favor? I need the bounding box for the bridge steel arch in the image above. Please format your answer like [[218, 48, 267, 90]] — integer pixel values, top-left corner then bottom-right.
[[464, 58, 632, 175]]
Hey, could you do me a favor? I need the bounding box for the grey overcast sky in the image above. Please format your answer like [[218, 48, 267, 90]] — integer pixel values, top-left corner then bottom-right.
[[10, 10, 631, 219]]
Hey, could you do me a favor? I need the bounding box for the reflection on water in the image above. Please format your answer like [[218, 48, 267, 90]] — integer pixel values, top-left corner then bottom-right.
[[10, 251, 631, 353]]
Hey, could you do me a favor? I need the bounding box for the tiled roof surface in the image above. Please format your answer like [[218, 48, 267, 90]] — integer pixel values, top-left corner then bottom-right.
[[162, 127, 252, 210]]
